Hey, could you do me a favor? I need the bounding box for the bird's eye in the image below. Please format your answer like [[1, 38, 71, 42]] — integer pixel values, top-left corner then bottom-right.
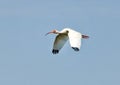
[[66, 30, 69, 33]]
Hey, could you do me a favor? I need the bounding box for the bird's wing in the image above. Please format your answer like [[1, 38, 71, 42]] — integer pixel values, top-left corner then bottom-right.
[[52, 34, 68, 54], [68, 30, 82, 51]]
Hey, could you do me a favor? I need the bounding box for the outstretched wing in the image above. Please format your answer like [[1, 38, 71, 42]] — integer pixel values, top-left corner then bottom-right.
[[52, 34, 68, 54], [68, 30, 82, 51]]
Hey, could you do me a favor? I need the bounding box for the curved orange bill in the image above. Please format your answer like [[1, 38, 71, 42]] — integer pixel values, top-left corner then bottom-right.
[[45, 31, 53, 36]]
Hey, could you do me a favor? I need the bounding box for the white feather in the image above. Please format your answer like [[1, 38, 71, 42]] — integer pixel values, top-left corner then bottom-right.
[[53, 34, 68, 51], [67, 29, 82, 49]]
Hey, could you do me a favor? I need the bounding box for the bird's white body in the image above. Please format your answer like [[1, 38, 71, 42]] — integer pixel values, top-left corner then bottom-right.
[[46, 28, 89, 54]]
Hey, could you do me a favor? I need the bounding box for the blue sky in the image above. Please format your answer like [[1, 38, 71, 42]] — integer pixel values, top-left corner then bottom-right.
[[0, 0, 120, 85]]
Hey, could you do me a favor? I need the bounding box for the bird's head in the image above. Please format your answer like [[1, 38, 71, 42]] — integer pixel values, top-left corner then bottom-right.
[[45, 29, 59, 36]]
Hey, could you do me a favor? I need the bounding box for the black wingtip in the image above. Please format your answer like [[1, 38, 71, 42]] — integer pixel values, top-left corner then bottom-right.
[[52, 49, 59, 54], [72, 47, 79, 51]]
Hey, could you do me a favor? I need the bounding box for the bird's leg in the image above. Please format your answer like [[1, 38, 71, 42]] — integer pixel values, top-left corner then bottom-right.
[[82, 35, 89, 39]]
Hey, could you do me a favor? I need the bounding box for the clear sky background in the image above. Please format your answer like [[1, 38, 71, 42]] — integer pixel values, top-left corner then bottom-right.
[[0, 0, 120, 85]]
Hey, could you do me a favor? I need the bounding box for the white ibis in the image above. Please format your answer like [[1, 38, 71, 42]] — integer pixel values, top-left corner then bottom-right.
[[46, 28, 89, 54]]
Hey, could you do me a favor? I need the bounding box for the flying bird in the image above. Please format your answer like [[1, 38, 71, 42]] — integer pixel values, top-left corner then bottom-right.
[[46, 28, 89, 54]]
